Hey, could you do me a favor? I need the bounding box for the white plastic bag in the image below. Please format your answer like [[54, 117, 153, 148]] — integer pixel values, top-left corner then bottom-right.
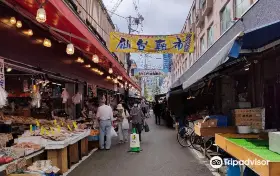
[[122, 118, 129, 130], [110, 127, 118, 138]]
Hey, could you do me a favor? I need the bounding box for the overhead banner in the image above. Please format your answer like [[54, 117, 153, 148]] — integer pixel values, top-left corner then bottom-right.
[[134, 69, 164, 76], [109, 32, 194, 54]]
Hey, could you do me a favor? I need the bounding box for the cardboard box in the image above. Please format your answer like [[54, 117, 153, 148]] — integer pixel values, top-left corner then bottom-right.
[[196, 119, 217, 128], [269, 132, 280, 155]]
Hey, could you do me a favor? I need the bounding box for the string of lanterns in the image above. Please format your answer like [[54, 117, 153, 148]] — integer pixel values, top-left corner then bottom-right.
[[6, 4, 138, 90]]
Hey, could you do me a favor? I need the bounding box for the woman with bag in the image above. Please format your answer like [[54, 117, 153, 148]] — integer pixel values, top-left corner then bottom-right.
[[116, 104, 130, 143], [130, 104, 145, 142]]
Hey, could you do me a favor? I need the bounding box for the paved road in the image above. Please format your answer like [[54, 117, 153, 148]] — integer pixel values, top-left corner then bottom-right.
[[68, 115, 212, 176]]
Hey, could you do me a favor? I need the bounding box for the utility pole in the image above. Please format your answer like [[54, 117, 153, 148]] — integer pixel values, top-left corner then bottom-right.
[[124, 15, 143, 104]]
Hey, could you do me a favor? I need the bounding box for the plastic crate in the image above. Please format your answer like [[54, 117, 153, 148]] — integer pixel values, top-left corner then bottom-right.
[[88, 135, 99, 141], [209, 115, 228, 127]]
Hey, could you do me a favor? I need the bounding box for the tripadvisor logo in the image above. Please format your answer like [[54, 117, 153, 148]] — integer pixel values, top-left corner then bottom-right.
[[210, 156, 223, 169], [210, 156, 269, 169]]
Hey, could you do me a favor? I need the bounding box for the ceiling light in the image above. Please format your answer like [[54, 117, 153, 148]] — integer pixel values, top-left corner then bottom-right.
[[16, 20, 22, 28], [85, 64, 91, 68], [76, 57, 84, 63], [66, 43, 74, 55], [6, 68, 12, 72], [10, 17, 16, 25], [99, 72, 104, 75], [106, 76, 111, 80], [109, 67, 113, 74], [27, 29, 33, 36], [119, 76, 122, 80], [43, 38, 51, 47], [92, 54, 99, 63], [36, 8, 46, 23]]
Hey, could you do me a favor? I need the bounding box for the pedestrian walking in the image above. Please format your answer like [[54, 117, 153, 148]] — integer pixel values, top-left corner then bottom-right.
[[130, 103, 145, 142], [116, 104, 130, 143], [96, 96, 114, 150], [140, 100, 148, 117], [154, 100, 161, 125]]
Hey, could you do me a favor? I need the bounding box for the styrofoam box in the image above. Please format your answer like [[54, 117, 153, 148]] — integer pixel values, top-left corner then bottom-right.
[[269, 132, 280, 155]]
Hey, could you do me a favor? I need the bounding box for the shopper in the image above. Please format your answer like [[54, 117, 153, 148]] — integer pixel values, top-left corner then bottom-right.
[[154, 100, 161, 125], [140, 100, 148, 117], [96, 96, 114, 150], [130, 104, 145, 142], [116, 104, 130, 143]]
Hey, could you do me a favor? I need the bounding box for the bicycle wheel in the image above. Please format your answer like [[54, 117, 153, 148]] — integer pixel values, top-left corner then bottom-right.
[[189, 131, 203, 151], [177, 127, 192, 147], [204, 137, 214, 150]]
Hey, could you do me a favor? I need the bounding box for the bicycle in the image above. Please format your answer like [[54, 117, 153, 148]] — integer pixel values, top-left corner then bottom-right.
[[177, 126, 193, 147], [189, 131, 214, 152]]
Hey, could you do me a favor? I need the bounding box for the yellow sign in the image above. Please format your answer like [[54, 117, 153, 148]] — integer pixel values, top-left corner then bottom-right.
[[73, 122, 78, 129], [109, 32, 194, 54], [36, 120, 40, 127], [67, 125, 72, 131]]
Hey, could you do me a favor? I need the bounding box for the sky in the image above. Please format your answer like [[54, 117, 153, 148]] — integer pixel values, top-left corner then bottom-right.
[[103, 0, 192, 69]]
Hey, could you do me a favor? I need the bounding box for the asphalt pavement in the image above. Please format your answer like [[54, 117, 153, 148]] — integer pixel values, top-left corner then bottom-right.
[[68, 113, 213, 176]]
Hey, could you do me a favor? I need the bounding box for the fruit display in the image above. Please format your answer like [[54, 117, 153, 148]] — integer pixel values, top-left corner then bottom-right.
[[0, 115, 36, 125]]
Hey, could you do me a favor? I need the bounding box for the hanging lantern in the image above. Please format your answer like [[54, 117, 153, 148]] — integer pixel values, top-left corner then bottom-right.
[[76, 57, 84, 63], [16, 21, 22, 28], [113, 78, 118, 84], [10, 17, 16, 25], [106, 76, 111, 80], [119, 76, 123, 80], [27, 29, 33, 36], [6, 68, 12, 72], [36, 8, 46, 23], [66, 43, 74, 55], [43, 38, 51, 47], [108, 67, 113, 74], [92, 54, 99, 63]]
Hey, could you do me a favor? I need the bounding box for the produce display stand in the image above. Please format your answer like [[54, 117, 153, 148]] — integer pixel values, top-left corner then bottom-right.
[[215, 133, 280, 176], [194, 125, 237, 157], [46, 130, 90, 174], [0, 149, 45, 174]]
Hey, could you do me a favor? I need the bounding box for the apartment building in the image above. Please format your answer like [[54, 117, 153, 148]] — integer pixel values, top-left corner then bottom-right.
[[171, 0, 258, 85], [69, 0, 127, 68]]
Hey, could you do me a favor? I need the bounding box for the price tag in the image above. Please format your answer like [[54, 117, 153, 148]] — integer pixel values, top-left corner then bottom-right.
[[40, 127, 45, 135], [67, 125, 72, 131], [54, 119, 57, 125], [61, 120, 64, 126], [57, 125, 61, 132], [6, 163, 16, 175], [73, 122, 78, 129], [36, 120, 40, 127], [50, 127, 55, 135], [45, 129, 50, 135], [17, 158, 27, 170], [30, 124, 33, 133]]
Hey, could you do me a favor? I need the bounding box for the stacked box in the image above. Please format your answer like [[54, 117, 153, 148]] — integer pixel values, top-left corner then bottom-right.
[[269, 132, 280, 155], [196, 119, 217, 128], [233, 108, 265, 129]]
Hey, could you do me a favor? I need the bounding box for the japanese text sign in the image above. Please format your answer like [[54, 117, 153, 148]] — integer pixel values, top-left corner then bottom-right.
[[109, 32, 194, 54]]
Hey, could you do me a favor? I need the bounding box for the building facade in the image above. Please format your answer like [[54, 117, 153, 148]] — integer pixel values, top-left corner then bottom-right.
[[73, 0, 127, 68], [171, 0, 258, 86]]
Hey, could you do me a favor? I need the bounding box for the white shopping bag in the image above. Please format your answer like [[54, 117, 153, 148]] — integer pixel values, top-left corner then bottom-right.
[[122, 118, 129, 130], [110, 127, 118, 138]]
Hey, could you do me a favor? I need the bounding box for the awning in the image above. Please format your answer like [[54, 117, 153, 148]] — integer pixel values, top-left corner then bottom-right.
[[182, 34, 241, 90], [4, 0, 140, 90], [241, 20, 280, 52]]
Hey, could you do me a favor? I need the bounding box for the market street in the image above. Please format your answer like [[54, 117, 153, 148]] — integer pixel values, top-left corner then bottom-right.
[[68, 114, 212, 176]]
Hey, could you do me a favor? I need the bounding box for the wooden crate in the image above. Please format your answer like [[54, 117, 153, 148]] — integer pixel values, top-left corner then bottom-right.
[[80, 138, 88, 157], [194, 125, 236, 137], [47, 148, 68, 174], [215, 134, 280, 176]]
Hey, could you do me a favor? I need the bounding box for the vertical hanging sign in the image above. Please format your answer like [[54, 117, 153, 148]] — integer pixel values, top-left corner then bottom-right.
[[0, 59, 5, 88]]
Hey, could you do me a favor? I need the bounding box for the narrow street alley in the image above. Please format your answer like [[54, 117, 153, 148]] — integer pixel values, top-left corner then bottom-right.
[[68, 114, 213, 176]]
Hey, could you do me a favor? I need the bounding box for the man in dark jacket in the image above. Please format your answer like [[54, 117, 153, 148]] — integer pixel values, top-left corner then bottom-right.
[[154, 100, 161, 125]]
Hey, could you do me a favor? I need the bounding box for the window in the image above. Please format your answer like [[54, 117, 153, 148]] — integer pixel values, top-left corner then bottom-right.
[[220, 3, 232, 34], [235, 0, 251, 18], [200, 35, 206, 55], [207, 24, 214, 48]]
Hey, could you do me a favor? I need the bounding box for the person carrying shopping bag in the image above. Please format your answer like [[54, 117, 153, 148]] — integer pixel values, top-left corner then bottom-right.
[[130, 104, 145, 142], [116, 104, 130, 143]]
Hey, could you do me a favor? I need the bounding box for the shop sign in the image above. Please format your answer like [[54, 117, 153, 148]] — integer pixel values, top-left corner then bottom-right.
[[6, 162, 16, 175], [109, 32, 194, 54], [0, 59, 5, 88]]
